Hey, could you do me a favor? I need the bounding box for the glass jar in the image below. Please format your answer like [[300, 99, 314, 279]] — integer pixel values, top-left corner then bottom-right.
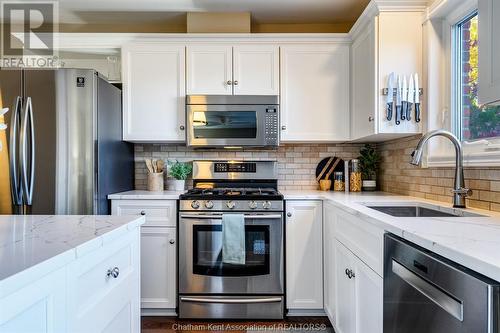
[[349, 159, 362, 192], [333, 172, 345, 191]]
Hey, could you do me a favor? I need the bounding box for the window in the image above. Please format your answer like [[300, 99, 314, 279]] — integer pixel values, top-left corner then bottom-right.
[[454, 13, 500, 142]]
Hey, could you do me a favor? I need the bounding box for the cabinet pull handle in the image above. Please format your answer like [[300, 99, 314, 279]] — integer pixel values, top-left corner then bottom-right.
[[368, 116, 374, 122], [169, 239, 175, 244], [140, 211, 146, 216], [233, 80, 239, 86], [345, 268, 355, 279], [287, 212, 292, 218], [226, 80, 233, 85], [179, 125, 185, 131], [281, 125, 287, 131], [106, 267, 120, 279]]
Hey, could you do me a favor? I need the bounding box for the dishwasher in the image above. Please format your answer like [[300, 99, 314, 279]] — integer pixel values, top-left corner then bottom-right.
[[384, 233, 500, 333]]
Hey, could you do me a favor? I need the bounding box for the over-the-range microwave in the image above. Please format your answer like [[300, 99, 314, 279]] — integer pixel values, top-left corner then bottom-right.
[[186, 95, 279, 148]]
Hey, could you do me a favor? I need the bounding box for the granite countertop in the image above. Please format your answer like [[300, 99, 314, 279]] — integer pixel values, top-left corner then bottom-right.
[[0, 215, 145, 283]]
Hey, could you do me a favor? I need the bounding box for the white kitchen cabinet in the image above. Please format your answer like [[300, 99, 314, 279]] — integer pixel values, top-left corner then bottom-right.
[[140, 227, 177, 309], [323, 202, 337, 326], [350, 11, 423, 141], [122, 44, 186, 142], [0, 267, 67, 333], [66, 230, 140, 333], [334, 240, 383, 333], [187, 44, 279, 95], [112, 199, 178, 314], [280, 44, 350, 142], [187, 45, 233, 95], [233, 45, 279, 95], [286, 200, 323, 310], [478, 0, 500, 105]]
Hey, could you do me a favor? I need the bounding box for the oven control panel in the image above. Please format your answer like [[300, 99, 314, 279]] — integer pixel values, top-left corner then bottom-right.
[[214, 162, 256, 173], [265, 107, 279, 145]]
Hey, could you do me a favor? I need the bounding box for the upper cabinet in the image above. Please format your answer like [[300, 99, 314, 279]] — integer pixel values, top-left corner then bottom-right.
[[186, 44, 279, 95], [350, 9, 423, 141], [122, 44, 186, 142], [280, 44, 350, 142], [478, 0, 500, 105]]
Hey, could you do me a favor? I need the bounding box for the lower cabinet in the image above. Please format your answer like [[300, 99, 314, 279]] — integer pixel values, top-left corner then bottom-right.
[[323, 202, 337, 325], [112, 199, 178, 314], [140, 227, 177, 310], [334, 239, 383, 333], [286, 200, 324, 311]]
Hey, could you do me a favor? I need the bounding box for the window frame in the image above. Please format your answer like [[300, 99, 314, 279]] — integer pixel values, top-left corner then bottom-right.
[[425, 0, 500, 167]]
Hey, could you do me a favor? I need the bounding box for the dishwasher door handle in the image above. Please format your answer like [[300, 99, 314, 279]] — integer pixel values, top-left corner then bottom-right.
[[392, 259, 464, 321]]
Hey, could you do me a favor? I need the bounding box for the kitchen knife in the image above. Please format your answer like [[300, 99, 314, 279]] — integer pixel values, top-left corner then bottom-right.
[[386, 73, 395, 121], [414, 74, 421, 123], [401, 75, 408, 120], [407, 74, 414, 121], [395, 75, 402, 125]]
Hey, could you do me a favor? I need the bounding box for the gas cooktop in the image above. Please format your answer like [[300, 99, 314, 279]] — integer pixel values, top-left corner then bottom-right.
[[179, 187, 283, 201]]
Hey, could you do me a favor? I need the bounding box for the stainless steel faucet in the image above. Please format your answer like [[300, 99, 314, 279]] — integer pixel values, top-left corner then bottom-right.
[[410, 129, 472, 208]]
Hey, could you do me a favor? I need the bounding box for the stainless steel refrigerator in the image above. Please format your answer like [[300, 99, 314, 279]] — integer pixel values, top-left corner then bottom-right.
[[0, 68, 134, 215]]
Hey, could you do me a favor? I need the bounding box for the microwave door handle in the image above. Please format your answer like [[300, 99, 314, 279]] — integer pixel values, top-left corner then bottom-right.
[[9, 96, 23, 206], [180, 214, 282, 219]]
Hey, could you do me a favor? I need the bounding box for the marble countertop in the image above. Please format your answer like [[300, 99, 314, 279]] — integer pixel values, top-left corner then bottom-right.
[[108, 190, 184, 200], [0, 215, 145, 283]]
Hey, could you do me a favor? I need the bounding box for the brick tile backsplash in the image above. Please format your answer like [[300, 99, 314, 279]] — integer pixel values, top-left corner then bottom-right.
[[378, 135, 500, 212], [134, 143, 364, 191]]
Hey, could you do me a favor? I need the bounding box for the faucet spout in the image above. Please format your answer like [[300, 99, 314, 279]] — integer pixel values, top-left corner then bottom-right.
[[410, 130, 471, 208]]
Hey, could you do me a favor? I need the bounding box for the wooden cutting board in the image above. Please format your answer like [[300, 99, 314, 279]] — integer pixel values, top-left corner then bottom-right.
[[315, 156, 344, 182]]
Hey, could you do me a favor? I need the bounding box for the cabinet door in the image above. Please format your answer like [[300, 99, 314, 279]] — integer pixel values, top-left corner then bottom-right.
[[233, 45, 279, 95], [280, 44, 350, 142], [323, 202, 337, 325], [286, 200, 323, 309], [353, 254, 383, 333], [334, 240, 356, 333], [187, 45, 233, 95], [478, 0, 500, 105], [141, 227, 177, 309], [351, 20, 377, 140], [122, 44, 186, 141], [0, 267, 67, 333]]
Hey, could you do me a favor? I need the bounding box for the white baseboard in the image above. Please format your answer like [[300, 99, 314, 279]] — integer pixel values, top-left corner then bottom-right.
[[141, 308, 177, 316], [287, 309, 327, 317]]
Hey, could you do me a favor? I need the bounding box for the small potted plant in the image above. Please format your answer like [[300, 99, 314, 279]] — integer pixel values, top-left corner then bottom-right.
[[167, 160, 192, 191], [358, 144, 381, 191]]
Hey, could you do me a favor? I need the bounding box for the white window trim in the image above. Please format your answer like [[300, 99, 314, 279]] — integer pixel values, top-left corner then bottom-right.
[[424, 0, 500, 167]]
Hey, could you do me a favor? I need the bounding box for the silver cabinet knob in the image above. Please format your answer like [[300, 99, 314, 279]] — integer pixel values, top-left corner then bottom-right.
[[345, 268, 355, 279], [169, 239, 175, 245], [179, 125, 185, 131], [106, 267, 120, 279], [140, 211, 146, 216], [233, 80, 239, 86], [368, 116, 374, 122], [287, 212, 292, 217], [191, 200, 200, 209], [281, 125, 287, 130], [226, 201, 236, 209], [205, 200, 214, 209], [226, 80, 233, 85]]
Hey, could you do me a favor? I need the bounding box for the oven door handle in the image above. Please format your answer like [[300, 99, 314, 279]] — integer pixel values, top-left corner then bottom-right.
[[180, 214, 282, 219], [180, 297, 282, 304]]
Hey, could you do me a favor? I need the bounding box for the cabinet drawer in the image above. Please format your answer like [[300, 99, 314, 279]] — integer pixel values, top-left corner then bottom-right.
[[67, 230, 140, 324], [335, 209, 384, 276], [113, 200, 176, 227]]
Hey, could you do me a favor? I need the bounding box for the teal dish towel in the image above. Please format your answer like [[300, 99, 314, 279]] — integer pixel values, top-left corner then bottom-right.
[[222, 214, 246, 265]]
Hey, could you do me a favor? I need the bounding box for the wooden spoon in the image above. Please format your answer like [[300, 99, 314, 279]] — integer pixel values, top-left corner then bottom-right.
[[145, 159, 154, 173]]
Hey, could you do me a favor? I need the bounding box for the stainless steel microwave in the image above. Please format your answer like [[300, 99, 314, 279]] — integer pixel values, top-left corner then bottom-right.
[[186, 95, 279, 148]]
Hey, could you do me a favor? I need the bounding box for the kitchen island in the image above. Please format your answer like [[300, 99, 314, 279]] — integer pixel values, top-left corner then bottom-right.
[[0, 215, 145, 333]]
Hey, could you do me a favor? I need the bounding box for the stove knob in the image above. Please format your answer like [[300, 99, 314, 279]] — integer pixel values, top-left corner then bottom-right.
[[191, 200, 200, 209], [263, 201, 272, 210], [205, 201, 214, 209], [226, 201, 236, 209], [249, 201, 258, 209]]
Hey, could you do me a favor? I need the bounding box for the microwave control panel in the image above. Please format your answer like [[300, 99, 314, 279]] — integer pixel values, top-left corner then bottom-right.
[[264, 107, 279, 145]]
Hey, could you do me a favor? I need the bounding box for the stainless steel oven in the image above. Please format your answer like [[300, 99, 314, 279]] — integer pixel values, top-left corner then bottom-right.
[[186, 95, 279, 148]]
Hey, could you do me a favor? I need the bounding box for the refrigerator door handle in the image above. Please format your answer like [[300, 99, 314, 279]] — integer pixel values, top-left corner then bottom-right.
[[20, 97, 35, 205], [9, 96, 23, 206]]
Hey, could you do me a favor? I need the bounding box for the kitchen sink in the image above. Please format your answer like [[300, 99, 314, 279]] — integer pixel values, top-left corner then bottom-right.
[[365, 204, 485, 217]]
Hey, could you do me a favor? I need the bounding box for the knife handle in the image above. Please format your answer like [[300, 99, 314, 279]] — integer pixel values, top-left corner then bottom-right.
[[415, 103, 421, 123], [407, 103, 412, 121], [395, 106, 401, 125], [401, 102, 406, 120], [387, 103, 393, 121]]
